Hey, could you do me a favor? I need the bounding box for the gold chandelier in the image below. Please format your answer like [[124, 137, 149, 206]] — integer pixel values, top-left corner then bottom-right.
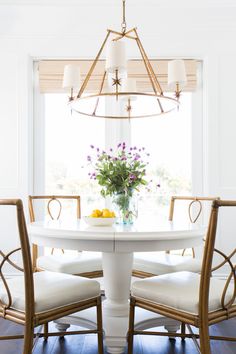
[[63, 0, 187, 119]]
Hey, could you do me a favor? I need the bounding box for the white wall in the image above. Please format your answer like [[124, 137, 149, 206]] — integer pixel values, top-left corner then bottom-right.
[[0, 0, 236, 271]]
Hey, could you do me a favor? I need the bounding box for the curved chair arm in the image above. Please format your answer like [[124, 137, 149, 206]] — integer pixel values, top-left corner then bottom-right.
[[211, 248, 236, 310], [0, 247, 23, 309]]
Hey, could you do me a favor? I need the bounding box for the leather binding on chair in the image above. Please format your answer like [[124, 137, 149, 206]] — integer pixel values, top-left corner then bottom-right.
[[132, 196, 220, 278], [128, 199, 236, 354], [0, 199, 104, 354], [28, 195, 103, 278]]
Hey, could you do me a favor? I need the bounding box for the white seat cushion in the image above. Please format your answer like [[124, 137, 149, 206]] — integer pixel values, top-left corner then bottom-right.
[[37, 251, 102, 274], [131, 271, 235, 314], [0, 271, 100, 313], [133, 253, 201, 275]]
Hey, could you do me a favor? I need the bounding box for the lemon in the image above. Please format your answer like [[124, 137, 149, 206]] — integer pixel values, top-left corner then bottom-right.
[[90, 208, 115, 218], [102, 210, 112, 218], [90, 209, 102, 218], [101, 209, 116, 218]]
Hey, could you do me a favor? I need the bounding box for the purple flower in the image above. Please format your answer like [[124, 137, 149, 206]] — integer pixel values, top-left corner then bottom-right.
[[133, 146, 137, 150], [110, 148, 113, 152], [130, 147, 133, 151], [129, 174, 137, 180], [117, 143, 122, 148], [87, 155, 91, 161], [90, 145, 94, 149], [157, 183, 161, 188], [134, 154, 141, 160], [97, 148, 100, 152]]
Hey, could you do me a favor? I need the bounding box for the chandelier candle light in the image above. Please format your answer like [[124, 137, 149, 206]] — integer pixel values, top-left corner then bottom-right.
[[63, 0, 187, 119]]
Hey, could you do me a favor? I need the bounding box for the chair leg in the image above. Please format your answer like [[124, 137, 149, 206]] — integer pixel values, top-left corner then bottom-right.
[[96, 297, 104, 354], [44, 323, 49, 340], [127, 297, 136, 354], [199, 323, 211, 354], [181, 322, 186, 339], [23, 321, 34, 354]]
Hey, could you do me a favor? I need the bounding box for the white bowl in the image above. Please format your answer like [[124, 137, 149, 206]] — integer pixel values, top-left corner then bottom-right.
[[83, 216, 117, 226]]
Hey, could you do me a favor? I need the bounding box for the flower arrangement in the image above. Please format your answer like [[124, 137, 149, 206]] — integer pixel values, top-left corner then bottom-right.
[[87, 142, 153, 223]]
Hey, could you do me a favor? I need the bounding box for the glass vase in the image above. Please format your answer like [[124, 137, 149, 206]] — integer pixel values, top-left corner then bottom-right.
[[112, 192, 138, 224]]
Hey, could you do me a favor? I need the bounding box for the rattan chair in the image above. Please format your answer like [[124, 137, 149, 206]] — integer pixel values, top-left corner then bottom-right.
[[128, 199, 236, 354], [29, 195, 103, 278], [133, 196, 219, 278], [0, 199, 104, 354]]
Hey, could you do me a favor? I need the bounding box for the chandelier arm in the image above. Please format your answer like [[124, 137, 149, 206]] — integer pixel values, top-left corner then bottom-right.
[[109, 27, 137, 38], [92, 70, 107, 116], [134, 28, 164, 96], [77, 30, 111, 98], [123, 34, 137, 40], [112, 28, 137, 42], [113, 35, 124, 41], [135, 39, 157, 94], [135, 35, 164, 113], [124, 28, 137, 36], [134, 35, 164, 113], [156, 97, 164, 114], [113, 34, 137, 41], [109, 29, 124, 37]]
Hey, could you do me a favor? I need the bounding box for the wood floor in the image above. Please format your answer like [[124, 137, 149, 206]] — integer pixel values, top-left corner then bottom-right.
[[0, 318, 236, 354]]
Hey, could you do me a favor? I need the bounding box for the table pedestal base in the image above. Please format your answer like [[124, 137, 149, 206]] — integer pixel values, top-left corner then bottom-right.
[[102, 252, 133, 317], [55, 306, 180, 353]]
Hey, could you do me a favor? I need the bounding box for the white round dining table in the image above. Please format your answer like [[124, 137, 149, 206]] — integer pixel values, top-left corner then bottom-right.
[[28, 218, 205, 353]]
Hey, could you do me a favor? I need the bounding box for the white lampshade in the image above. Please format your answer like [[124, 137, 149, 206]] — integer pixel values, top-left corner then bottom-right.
[[106, 41, 127, 73], [63, 64, 81, 89], [121, 78, 137, 101], [168, 60, 187, 89]]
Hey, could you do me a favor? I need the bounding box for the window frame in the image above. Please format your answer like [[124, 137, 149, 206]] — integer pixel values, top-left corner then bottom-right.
[[32, 60, 204, 199]]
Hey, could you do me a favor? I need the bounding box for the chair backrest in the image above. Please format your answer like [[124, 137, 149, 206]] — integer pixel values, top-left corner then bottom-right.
[[168, 196, 220, 224], [168, 196, 220, 257], [0, 199, 34, 318], [28, 195, 81, 222], [199, 199, 236, 319]]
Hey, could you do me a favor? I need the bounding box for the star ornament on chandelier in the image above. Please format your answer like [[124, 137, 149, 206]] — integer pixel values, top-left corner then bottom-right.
[[126, 98, 132, 119], [112, 77, 122, 87], [126, 102, 132, 113], [112, 69, 122, 100]]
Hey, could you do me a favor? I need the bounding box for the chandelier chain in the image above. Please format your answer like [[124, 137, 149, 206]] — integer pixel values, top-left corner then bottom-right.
[[121, 0, 127, 33]]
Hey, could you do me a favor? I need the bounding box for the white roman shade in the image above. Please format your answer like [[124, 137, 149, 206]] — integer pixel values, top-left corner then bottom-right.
[[38, 59, 198, 94]]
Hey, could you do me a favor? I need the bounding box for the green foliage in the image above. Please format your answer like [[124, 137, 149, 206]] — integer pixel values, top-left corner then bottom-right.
[[87, 143, 149, 198]]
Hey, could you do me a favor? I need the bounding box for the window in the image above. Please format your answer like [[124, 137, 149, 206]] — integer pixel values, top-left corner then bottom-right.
[[131, 93, 192, 217], [33, 60, 202, 218], [44, 93, 105, 215]]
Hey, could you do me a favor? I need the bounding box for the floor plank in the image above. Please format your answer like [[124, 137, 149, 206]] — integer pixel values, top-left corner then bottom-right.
[[0, 318, 236, 353]]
